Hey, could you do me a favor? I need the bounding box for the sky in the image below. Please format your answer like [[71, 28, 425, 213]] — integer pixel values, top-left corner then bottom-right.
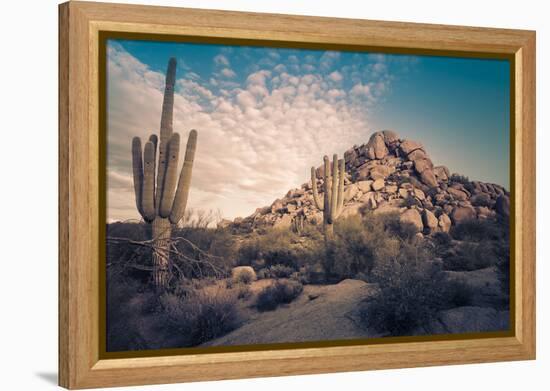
[[106, 39, 510, 222]]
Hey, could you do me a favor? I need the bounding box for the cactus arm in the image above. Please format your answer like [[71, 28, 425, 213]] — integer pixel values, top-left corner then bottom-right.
[[148, 134, 158, 208], [142, 141, 157, 221], [322, 155, 331, 224], [155, 57, 177, 214], [159, 133, 181, 217], [330, 154, 339, 222], [169, 129, 198, 224], [335, 158, 345, 217], [311, 167, 323, 211], [131, 137, 145, 218]]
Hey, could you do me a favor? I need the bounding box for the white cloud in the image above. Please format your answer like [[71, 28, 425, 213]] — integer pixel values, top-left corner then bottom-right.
[[328, 71, 343, 82], [106, 44, 387, 222], [214, 54, 230, 66], [221, 68, 236, 78]]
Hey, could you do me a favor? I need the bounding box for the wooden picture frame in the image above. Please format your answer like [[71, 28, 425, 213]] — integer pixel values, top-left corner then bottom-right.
[[59, 1, 536, 389]]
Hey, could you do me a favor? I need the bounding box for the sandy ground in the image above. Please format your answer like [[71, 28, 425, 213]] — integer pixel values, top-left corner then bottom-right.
[[202, 279, 380, 346]]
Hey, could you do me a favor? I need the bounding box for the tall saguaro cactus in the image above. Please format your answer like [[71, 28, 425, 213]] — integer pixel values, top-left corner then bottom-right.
[[131, 57, 198, 288], [311, 154, 345, 241]]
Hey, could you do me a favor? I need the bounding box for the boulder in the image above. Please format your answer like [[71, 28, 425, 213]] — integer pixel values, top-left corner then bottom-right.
[[470, 193, 492, 207], [273, 213, 293, 229], [414, 158, 433, 174], [420, 169, 438, 188], [399, 209, 423, 233], [433, 165, 450, 181], [344, 184, 359, 202], [447, 187, 469, 201], [451, 206, 477, 224], [436, 306, 509, 334], [231, 266, 257, 283], [408, 149, 427, 162], [422, 209, 438, 233], [382, 129, 400, 145], [398, 188, 409, 198], [366, 132, 389, 159], [400, 139, 424, 155], [495, 194, 510, 217], [438, 213, 452, 233], [413, 188, 426, 201], [356, 180, 372, 192], [372, 178, 385, 191], [385, 185, 398, 194], [370, 165, 393, 180], [361, 192, 378, 209]]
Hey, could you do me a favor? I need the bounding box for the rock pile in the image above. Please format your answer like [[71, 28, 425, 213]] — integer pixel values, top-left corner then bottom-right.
[[224, 130, 509, 235]]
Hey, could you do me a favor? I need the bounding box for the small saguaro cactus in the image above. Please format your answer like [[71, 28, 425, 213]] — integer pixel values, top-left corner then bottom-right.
[[131, 57, 198, 288], [311, 154, 345, 241]]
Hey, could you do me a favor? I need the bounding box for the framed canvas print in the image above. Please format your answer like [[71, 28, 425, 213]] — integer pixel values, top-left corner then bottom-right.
[[58, 1, 536, 389]]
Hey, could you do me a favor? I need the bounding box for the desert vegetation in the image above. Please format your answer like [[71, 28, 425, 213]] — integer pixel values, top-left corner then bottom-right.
[[106, 57, 510, 352]]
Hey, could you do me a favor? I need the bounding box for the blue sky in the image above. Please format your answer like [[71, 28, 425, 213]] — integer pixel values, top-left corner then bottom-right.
[[106, 39, 510, 222]]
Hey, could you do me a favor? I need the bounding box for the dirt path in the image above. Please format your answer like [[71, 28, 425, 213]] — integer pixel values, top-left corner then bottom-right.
[[202, 279, 380, 347]]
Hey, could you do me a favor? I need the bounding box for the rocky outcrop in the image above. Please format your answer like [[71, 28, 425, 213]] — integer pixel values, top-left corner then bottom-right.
[[226, 130, 509, 235]]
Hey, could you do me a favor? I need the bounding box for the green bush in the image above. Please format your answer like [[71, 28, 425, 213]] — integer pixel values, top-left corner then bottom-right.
[[443, 241, 497, 271], [450, 218, 506, 242], [255, 280, 303, 311], [268, 264, 295, 278], [323, 214, 403, 282], [359, 242, 449, 336], [237, 226, 322, 272], [161, 286, 243, 346]]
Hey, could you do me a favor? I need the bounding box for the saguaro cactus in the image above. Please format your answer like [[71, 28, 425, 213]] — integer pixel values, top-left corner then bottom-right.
[[131, 57, 198, 288], [311, 154, 345, 241]]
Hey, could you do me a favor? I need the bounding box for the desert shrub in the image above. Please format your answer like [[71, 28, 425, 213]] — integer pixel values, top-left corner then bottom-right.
[[323, 214, 404, 282], [450, 219, 505, 242], [494, 238, 511, 302], [431, 231, 453, 257], [359, 242, 448, 335], [255, 280, 303, 311], [106, 273, 158, 351], [441, 278, 475, 307], [161, 286, 243, 346], [234, 283, 252, 300], [237, 227, 322, 271], [450, 174, 470, 185], [267, 264, 295, 278], [443, 241, 497, 271]]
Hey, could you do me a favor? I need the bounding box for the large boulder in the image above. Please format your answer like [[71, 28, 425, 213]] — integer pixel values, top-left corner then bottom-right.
[[422, 209, 438, 233], [366, 132, 389, 159], [372, 178, 385, 191], [414, 158, 433, 174], [420, 169, 438, 188], [447, 187, 469, 201], [495, 194, 510, 217], [438, 213, 452, 233], [273, 213, 293, 229], [400, 139, 424, 155], [399, 209, 423, 233], [369, 165, 393, 180], [382, 130, 400, 146], [433, 165, 450, 181], [356, 180, 372, 192], [451, 206, 477, 224], [344, 184, 359, 202]]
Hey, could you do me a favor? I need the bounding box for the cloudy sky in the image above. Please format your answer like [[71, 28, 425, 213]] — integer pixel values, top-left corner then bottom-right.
[[106, 39, 510, 222]]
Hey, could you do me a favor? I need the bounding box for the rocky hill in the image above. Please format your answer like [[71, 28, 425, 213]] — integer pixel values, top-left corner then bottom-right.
[[221, 130, 510, 235]]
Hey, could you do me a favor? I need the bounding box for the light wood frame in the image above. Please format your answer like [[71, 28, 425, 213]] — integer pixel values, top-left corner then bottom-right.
[[59, 1, 536, 389]]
